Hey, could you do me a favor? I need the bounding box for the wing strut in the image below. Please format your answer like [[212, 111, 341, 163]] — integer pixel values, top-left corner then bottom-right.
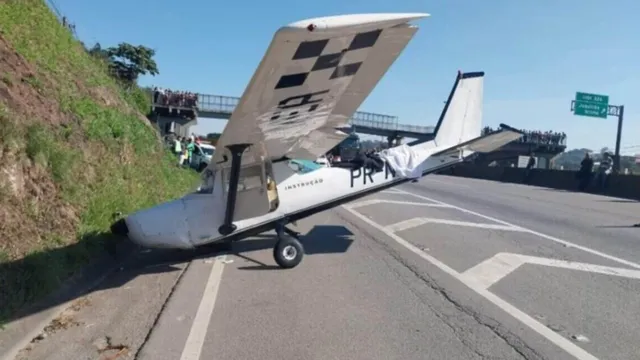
[[218, 143, 251, 236]]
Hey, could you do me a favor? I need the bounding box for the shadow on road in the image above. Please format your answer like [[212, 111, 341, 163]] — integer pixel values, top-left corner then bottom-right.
[[536, 188, 572, 193], [235, 225, 354, 271], [595, 224, 640, 229], [596, 199, 639, 203], [0, 230, 202, 330], [0, 225, 354, 332]]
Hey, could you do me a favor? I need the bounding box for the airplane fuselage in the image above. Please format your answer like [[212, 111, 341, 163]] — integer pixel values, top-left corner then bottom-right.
[[122, 145, 461, 250]]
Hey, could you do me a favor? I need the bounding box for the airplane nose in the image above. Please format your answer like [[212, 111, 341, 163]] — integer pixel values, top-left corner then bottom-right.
[[122, 214, 151, 247], [110, 217, 129, 236], [109, 213, 151, 248], [114, 199, 195, 249]]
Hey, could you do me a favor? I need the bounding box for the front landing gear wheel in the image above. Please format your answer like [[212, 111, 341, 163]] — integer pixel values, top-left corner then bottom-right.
[[273, 236, 304, 269]]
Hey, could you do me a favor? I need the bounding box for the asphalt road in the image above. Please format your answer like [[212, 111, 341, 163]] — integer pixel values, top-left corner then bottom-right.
[[10, 175, 640, 360]]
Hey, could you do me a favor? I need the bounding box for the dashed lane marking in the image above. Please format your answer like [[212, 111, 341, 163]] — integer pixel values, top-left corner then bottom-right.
[[180, 255, 227, 360]]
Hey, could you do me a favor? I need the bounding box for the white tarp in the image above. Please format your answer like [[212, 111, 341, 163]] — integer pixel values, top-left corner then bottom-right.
[[378, 144, 428, 179]]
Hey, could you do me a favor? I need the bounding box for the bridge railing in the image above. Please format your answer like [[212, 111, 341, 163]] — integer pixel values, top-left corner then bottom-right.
[[195, 94, 437, 133], [482, 128, 567, 148], [397, 124, 435, 134], [154, 92, 435, 135], [198, 94, 237, 114], [513, 137, 567, 147]]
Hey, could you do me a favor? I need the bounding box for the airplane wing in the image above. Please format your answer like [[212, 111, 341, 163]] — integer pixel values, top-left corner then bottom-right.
[[432, 126, 524, 158], [211, 13, 429, 168]]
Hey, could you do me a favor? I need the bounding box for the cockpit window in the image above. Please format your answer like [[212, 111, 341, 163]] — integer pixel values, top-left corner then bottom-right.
[[287, 159, 322, 174]]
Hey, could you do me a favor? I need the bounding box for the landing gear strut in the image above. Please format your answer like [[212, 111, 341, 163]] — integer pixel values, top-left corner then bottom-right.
[[273, 222, 304, 269]]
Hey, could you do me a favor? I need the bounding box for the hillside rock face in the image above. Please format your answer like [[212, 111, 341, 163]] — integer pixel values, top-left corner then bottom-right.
[[0, 0, 198, 322]]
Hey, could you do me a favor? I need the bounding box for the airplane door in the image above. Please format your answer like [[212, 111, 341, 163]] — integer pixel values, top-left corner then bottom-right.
[[222, 159, 272, 222]]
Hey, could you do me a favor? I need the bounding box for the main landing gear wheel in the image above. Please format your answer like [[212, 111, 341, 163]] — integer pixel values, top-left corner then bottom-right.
[[273, 235, 304, 269]]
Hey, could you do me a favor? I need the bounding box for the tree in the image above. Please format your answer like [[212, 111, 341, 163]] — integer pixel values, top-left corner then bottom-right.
[[106, 43, 159, 84], [86, 42, 109, 61], [206, 133, 221, 145], [83, 42, 160, 85]]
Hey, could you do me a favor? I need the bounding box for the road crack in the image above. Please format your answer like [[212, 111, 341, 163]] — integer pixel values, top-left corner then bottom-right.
[[337, 210, 547, 360], [131, 260, 192, 360]]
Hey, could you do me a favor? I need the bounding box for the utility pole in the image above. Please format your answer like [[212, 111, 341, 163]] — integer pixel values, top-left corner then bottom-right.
[[613, 105, 625, 173]]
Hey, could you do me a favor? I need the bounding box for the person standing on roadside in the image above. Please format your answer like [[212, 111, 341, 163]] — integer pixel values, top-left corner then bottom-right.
[[576, 152, 594, 191], [174, 136, 182, 156], [186, 137, 195, 168], [522, 153, 536, 184]]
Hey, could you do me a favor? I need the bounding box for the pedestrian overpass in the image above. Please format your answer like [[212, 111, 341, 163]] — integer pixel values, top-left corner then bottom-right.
[[149, 92, 567, 160], [193, 93, 435, 143]]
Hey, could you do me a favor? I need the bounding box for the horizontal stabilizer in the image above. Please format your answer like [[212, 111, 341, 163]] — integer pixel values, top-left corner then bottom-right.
[[432, 127, 523, 157]]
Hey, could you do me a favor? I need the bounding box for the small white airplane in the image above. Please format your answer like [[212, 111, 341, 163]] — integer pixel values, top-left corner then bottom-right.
[[110, 13, 523, 269]]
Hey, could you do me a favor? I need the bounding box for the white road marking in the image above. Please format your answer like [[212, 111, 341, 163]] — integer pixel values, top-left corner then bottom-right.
[[342, 204, 600, 360], [180, 255, 226, 360], [386, 217, 524, 233], [462, 252, 640, 290], [394, 188, 640, 270], [348, 198, 450, 209]]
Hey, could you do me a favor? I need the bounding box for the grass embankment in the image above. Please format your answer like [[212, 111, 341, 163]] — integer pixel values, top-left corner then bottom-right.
[[0, 0, 199, 324]]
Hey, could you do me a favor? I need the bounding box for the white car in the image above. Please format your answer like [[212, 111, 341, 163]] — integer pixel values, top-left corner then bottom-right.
[[191, 143, 216, 172]]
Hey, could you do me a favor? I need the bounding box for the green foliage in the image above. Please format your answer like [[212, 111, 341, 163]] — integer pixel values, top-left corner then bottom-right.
[[205, 132, 222, 145], [25, 124, 79, 186], [0, 0, 199, 323], [85, 42, 160, 85], [0, 104, 22, 150], [553, 148, 640, 173], [124, 85, 153, 116], [106, 43, 159, 82]]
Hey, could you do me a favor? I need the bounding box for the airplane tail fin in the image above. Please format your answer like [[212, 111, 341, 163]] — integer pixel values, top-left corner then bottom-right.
[[432, 71, 484, 148]]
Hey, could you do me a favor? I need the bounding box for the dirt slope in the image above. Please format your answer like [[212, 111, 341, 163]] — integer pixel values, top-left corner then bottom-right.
[[0, 0, 199, 323]]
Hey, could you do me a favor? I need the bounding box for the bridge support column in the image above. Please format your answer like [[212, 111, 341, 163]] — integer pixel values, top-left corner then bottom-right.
[[543, 155, 554, 169]]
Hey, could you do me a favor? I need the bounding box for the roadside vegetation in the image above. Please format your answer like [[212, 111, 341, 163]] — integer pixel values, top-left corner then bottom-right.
[[0, 0, 199, 324]]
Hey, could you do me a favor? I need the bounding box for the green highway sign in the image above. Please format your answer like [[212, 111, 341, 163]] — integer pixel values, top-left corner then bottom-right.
[[574, 102, 608, 118], [573, 92, 609, 119], [575, 92, 609, 105]]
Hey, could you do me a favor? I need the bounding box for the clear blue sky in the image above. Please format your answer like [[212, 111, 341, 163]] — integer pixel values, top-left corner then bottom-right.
[[55, 0, 639, 153]]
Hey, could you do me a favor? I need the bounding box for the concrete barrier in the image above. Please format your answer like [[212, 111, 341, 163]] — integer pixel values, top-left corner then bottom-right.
[[443, 164, 640, 200]]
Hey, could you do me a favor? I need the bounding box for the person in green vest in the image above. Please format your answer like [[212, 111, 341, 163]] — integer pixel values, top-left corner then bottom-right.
[[186, 137, 195, 167], [174, 136, 182, 155]]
